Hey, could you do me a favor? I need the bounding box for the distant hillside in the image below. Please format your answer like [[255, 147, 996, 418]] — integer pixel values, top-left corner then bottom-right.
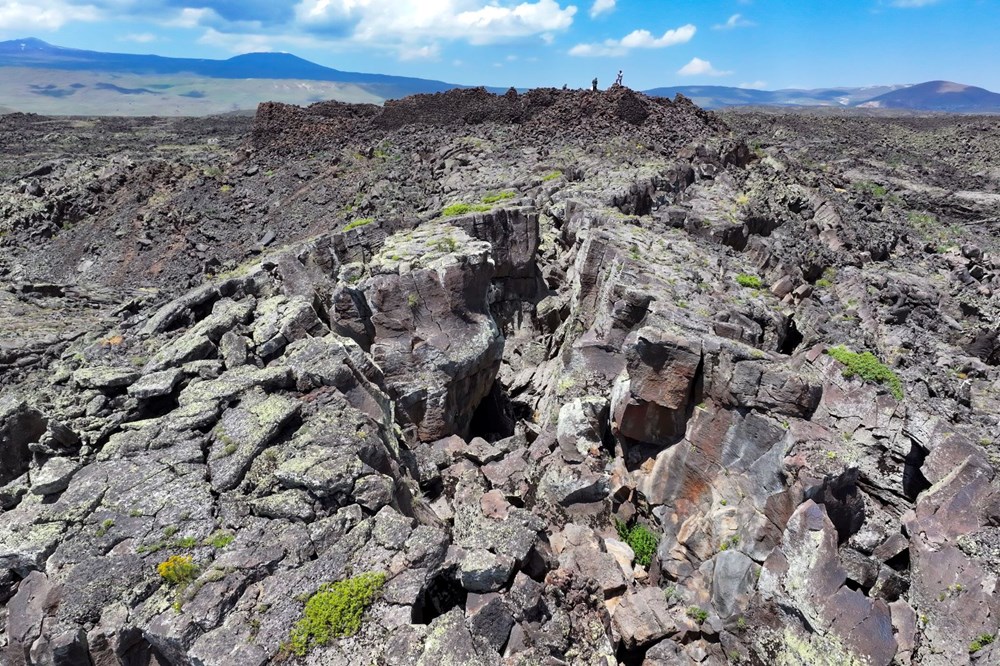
[[0, 37, 469, 113], [858, 80, 1000, 112], [646, 82, 1000, 113]]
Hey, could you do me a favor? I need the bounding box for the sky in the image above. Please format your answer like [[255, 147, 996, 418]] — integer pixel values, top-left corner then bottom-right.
[[1, 0, 998, 91]]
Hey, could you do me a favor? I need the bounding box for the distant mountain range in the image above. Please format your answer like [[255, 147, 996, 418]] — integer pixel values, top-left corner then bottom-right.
[[644, 81, 1000, 113], [1, 38, 999, 116]]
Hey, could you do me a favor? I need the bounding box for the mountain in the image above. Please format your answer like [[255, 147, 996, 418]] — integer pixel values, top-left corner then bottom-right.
[[858, 80, 1000, 112], [0, 38, 471, 115], [646, 82, 1000, 113]]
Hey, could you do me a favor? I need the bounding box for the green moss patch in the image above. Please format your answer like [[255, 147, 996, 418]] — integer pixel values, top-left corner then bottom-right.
[[827, 345, 903, 400], [343, 218, 374, 232], [286, 572, 386, 656], [442, 203, 492, 217], [735, 273, 763, 289]]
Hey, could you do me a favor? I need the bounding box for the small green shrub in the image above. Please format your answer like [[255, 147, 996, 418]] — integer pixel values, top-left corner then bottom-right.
[[157, 555, 198, 587], [205, 530, 235, 549], [286, 572, 386, 656], [481, 191, 515, 204], [686, 606, 709, 623], [173, 536, 198, 548], [96, 519, 114, 537], [970, 633, 995, 653], [827, 345, 903, 400], [163, 525, 179, 538], [343, 218, 374, 232], [542, 170, 563, 182], [815, 278, 832, 288], [735, 274, 763, 289], [442, 203, 491, 217], [615, 519, 659, 568]]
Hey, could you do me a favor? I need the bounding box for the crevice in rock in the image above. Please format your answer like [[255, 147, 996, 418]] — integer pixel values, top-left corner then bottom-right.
[[901, 441, 931, 501], [615, 641, 653, 666], [885, 548, 911, 574], [411, 570, 467, 625], [804, 469, 866, 544], [468, 380, 516, 442], [778, 318, 804, 356]]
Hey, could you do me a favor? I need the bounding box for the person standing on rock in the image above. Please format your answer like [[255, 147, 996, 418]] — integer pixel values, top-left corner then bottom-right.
[[592, 77, 598, 92], [615, 70, 624, 87]]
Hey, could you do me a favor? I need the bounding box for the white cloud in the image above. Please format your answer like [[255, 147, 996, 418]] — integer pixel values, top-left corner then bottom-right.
[[0, 1, 99, 32], [569, 23, 695, 57], [119, 32, 157, 43], [713, 13, 754, 30], [677, 57, 732, 77], [294, 0, 577, 46], [738, 80, 767, 89], [889, 0, 941, 6], [399, 43, 440, 60], [590, 0, 615, 18]]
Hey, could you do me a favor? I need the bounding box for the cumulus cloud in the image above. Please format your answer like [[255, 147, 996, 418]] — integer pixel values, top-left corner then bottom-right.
[[294, 0, 577, 45], [0, 1, 99, 32], [713, 13, 754, 30], [677, 57, 732, 77], [738, 80, 767, 89], [569, 23, 695, 57], [590, 0, 615, 18]]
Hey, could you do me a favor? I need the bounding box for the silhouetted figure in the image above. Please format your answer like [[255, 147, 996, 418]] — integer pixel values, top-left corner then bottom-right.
[[615, 70, 623, 87], [562, 83, 568, 90], [592, 77, 598, 92]]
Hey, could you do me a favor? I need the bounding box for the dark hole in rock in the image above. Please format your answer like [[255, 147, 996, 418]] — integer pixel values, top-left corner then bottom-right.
[[902, 442, 931, 501], [137, 395, 180, 421], [0, 405, 47, 485], [119, 629, 172, 666], [778, 318, 804, 355], [885, 548, 911, 573], [469, 381, 516, 443], [616, 642, 653, 666], [804, 469, 865, 544], [844, 577, 866, 594], [411, 571, 467, 625]]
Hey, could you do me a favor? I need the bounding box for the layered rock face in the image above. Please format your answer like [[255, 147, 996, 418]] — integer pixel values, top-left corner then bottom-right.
[[1, 89, 999, 666]]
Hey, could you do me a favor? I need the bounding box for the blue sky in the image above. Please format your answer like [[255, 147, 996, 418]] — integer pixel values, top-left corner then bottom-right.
[[1, 0, 998, 91]]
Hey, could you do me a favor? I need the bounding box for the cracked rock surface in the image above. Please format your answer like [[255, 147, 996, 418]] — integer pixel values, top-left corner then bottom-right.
[[2, 88, 1000, 665]]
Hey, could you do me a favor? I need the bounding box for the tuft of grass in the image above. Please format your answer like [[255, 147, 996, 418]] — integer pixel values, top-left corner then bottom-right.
[[205, 530, 235, 549], [442, 203, 492, 217], [481, 191, 516, 204], [285, 572, 386, 657], [343, 218, 374, 233], [615, 519, 659, 568], [157, 555, 198, 587], [173, 536, 198, 549], [970, 633, 995, 653], [686, 606, 709, 623], [735, 274, 763, 289], [432, 236, 459, 253], [542, 170, 563, 182], [96, 519, 115, 537], [826, 345, 903, 400]]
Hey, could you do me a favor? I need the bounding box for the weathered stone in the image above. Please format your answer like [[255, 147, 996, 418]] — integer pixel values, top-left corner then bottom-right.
[[613, 586, 677, 649], [72, 367, 139, 390], [30, 456, 80, 495], [127, 368, 184, 399]]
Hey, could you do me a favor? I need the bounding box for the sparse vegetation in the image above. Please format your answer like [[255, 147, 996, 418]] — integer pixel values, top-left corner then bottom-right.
[[542, 170, 563, 182], [285, 572, 386, 657], [205, 530, 235, 549], [736, 274, 763, 289], [343, 218, 374, 232], [96, 519, 114, 537], [686, 606, 709, 623], [615, 519, 659, 568], [432, 236, 459, 253], [157, 555, 198, 587], [481, 190, 515, 204], [442, 202, 492, 217], [969, 633, 995, 653], [826, 345, 904, 400]]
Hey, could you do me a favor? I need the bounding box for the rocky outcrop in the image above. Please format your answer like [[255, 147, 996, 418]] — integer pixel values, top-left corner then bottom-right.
[[2, 88, 999, 666]]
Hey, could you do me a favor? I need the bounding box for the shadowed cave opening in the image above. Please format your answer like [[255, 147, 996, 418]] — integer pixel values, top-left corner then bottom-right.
[[468, 380, 517, 442], [778, 317, 804, 355], [902, 441, 931, 501], [411, 571, 467, 625]]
